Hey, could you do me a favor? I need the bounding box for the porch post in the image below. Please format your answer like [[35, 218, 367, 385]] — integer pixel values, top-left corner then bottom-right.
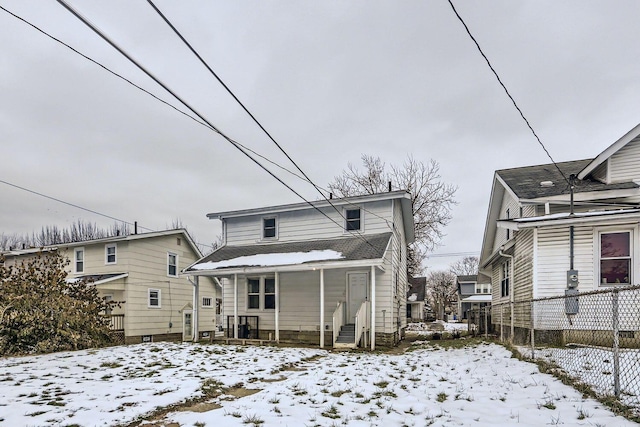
[[275, 272, 280, 343], [193, 276, 199, 342], [320, 268, 325, 348], [233, 273, 238, 339], [371, 265, 376, 350]]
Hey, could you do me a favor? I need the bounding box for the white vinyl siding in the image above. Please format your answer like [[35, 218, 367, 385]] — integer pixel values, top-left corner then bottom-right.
[[224, 200, 393, 245], [608, 136, 640, 183], [493, 193, 520, 252]]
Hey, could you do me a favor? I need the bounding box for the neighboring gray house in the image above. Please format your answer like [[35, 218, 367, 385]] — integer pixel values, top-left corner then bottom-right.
[[406, 276, 426, 322], [456, 274, 491, 320], [2, 229, 219, 344], [479, 123, 640, 339], [184, 190, 414, 350]]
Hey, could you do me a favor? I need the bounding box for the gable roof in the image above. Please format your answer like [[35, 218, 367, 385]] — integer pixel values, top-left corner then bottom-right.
[[186, 233, 392, 275], [497, 159, 638, 200], [578, 122, 640, 180], [207, 190, 415, 244], [0, 229, 202, 258]]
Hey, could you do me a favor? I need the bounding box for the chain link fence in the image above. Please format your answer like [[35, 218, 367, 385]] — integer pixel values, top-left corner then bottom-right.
[[469, 285, 640, 414]]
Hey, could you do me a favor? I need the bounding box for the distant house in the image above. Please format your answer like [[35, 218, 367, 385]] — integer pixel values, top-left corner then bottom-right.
[[406, 276, 426, 322], [184, 190, 414, 350], [479, 123, 640, 340], [2, 229, 219, 344], [456, 274, 491, 320]]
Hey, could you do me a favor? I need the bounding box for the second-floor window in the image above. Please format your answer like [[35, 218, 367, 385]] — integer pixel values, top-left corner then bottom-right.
[[105, 244, 117, 264], [168, 252, 178, 277], [263, 217, 277, 239], [74, 248, 84, 273], [345, 208, 361, 231]]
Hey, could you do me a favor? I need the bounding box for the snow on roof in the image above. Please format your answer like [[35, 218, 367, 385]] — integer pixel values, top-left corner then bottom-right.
[[462, 295, 492, 302], [191, 249, 344, 271]]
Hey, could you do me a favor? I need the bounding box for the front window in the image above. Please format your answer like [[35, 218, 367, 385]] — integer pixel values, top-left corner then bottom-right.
[[263, 217, 277, 239], [599, 231, 631, 285], [247, 278, 260, 309], [168, 253, 178, 277], [247, 277, 276, 310], [345, 208, 361, 231], [74, 248, 84, 273], [105, 244, 116, 264], [148, 289, 161, 308], [501, 260, 510, 297]]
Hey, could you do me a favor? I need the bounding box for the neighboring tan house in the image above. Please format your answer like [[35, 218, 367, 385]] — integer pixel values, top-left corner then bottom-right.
[[406, 276, 426, 322], [479, 123, 640, 341], [1, 229, 219, 344], [184, 190, 414, 350], [456, 274, 491, 320]]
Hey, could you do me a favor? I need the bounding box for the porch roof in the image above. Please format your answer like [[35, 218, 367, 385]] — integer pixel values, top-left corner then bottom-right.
[[185, 233, 392, 275], [66, 273, 129, 286]]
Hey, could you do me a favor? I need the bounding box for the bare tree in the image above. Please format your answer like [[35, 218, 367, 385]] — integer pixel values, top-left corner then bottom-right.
[[329, 154, 457, 275], [426, 270, 457, 320], [449, 256, 479, 276]]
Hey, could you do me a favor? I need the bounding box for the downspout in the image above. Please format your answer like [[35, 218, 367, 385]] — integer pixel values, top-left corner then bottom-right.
[[499, 248, 514, 342], [187, 276, 199, 342]]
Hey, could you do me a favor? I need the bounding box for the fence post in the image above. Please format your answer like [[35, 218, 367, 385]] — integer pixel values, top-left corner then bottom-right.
[[530, 300, 535, 359], [612, 288, 620, 397], [484, 307, 488, 339], [500, 305, 503, 341]]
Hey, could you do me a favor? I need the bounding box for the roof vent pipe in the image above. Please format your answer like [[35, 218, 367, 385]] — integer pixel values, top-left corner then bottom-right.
[[134, 221, 138, 235], [388, 181, 392, 192], [329, 193, 332, 199]]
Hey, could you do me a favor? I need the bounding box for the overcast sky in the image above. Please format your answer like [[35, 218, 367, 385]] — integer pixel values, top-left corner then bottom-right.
[[2, 1, 640, 272]]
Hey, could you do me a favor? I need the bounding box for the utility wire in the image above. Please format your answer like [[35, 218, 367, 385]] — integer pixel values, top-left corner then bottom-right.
[[54, 0, 378, 250], [144, 1, 389, 237], [446, 0, 569, 186]]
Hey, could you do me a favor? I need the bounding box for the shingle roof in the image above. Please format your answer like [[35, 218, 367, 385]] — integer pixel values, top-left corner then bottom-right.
[[456, 275, 477, 283], [497, 159, 638, 199], [187, 233, 392, 272], [408, 276, 426, 300]]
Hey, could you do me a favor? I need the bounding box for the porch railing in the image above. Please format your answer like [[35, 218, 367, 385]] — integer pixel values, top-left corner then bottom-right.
[[333, 301, 345, 344], [354, 301, 370, 347], [104, 314, 124, 331]]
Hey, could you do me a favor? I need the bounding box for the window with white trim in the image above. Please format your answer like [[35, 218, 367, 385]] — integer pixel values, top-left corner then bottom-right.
[[599, 230, 632, 285], [246, 277, 276, 310], [74, 248, 84, 273], [202, 296, 213, 308], [167, 252, 178, 277], [501, 260, 510, 298], [262, 217, 277, 239], [247, 278, 260, 309], [345, 208, 361, 231], [105, 244, 117, 264], [148, 289, 161, 308]]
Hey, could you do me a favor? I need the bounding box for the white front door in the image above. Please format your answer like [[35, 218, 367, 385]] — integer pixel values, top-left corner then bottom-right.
[[183, 310, 193, 341], [347, 272, 368, 322]]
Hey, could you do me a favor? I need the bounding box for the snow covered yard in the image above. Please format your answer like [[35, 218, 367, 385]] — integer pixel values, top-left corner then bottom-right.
[[1, 340, 638, 427]]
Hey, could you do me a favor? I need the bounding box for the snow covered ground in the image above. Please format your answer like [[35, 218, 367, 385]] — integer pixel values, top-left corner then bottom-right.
[[1, 339, 638, 426]]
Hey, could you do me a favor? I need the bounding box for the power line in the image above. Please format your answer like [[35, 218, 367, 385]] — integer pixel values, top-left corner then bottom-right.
[[446, 0, 569, 186], [50, 1, 379, 251]]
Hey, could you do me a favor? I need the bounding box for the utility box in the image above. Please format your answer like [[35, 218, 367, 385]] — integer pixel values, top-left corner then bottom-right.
[[567, 270, 579, 288], [565, 288, 579, 314]]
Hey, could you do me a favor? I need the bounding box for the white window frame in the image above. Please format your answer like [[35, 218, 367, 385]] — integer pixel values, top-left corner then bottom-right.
[[246, 276, 276, 311], [74, 247, 85, 274], [148, 288, 161, 308], [500, 260, 510, 298], [105, 243, 117, 265], [262, 216, 278, 240], [202, 296, 213, 308], [167, 252, 178, 277], [597, 228, 634, 286], [344, 207, 362, 232]]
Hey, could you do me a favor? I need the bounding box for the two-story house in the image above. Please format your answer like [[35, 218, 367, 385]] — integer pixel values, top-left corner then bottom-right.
[[456, 274, 491, 321], [184, 190, 414, 349], [2, 229, 219, 344], [479, 122, 640, 342]]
